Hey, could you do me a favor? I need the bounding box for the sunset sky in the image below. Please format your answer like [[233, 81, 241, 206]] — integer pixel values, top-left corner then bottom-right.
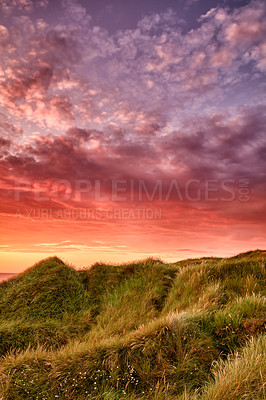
[[0, 0, 266, 272]]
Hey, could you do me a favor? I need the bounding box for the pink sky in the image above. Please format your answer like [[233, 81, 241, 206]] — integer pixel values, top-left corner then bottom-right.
[[0, 0, 265, 272]]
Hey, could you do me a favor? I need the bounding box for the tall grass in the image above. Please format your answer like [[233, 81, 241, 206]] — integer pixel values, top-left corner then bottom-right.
[[0, 257, 90, 321], [200, 334, 266, 400], [0, 250, 265, 399]]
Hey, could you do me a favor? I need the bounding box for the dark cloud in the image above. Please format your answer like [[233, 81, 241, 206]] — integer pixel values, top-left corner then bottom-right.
[[0, 137, 11, 147], [0, 104, 264, 224]]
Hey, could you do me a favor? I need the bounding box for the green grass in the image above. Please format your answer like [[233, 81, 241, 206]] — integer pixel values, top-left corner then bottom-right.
[[0, 257, 91, 321], [198, 334, 266, 400], [0, 250, 265, 399]]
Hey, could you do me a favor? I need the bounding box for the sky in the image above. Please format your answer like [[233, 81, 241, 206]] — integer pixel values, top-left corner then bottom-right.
[[0, 0, 266, 272]]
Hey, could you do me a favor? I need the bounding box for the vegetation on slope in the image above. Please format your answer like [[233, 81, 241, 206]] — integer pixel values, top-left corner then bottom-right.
[[0, 250, 265, 399], [0, 257, 90, 321]]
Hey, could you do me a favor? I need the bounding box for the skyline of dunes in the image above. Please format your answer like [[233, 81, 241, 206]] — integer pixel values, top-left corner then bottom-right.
[[0, 0, 266, 271]]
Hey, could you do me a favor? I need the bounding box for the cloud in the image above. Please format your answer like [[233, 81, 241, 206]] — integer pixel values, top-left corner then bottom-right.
[[0, 22, 82, 128], [30, 239, 129, 253], [224, 1, 266, 43], [1, 0, 265, 134], [0, 104, 265, 229], [0, 137, 11, 148], [62, 0, 91, 24], [0, 113, 23, 138], [0, 0, 48, 15], [0, 0, 265, 234]]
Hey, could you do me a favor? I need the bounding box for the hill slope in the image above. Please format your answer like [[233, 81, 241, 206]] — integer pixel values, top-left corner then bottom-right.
[[0, 250, 265, 399]]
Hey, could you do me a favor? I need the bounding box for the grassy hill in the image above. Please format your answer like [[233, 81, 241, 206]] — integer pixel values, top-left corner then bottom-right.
[[0, 251, 265, 399]]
